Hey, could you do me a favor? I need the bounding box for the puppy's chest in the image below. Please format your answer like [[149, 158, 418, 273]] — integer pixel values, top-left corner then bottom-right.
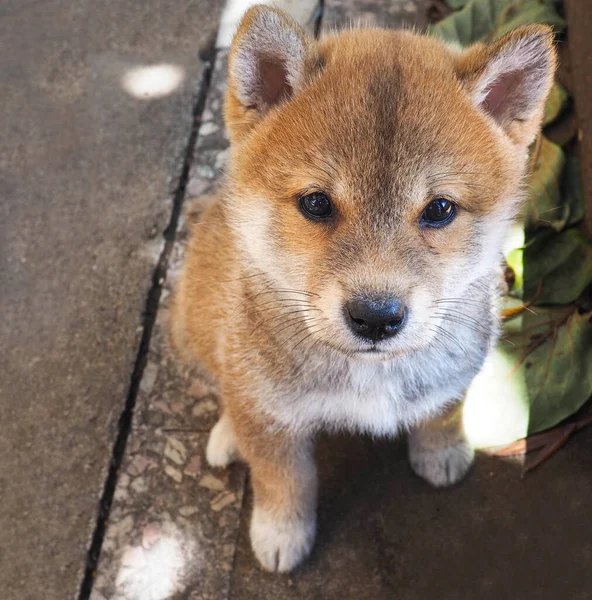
[[269, 349, 476, 436]]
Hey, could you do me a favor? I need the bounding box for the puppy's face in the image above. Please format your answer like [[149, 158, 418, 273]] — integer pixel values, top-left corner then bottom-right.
[[224, 8, 555, 359]]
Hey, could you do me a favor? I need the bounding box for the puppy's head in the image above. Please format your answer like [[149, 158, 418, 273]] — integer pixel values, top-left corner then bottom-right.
[[224, 5, 556, 359]]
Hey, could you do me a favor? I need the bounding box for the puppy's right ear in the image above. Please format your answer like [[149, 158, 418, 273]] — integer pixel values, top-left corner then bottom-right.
[[225, 5, 319, 142]]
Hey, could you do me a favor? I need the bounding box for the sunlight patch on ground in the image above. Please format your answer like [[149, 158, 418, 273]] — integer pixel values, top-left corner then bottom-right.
[[115, 522, 198, 600], [463, 347, 530, 449], [122, 64, 185, 99]]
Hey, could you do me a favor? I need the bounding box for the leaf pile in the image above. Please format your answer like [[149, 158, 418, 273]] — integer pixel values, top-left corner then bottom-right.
[[430, 0, 592, 449]]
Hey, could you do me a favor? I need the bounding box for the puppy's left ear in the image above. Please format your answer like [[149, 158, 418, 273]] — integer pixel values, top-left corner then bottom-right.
[[225, 5, 320, 142], [456, 25, 557, 146]]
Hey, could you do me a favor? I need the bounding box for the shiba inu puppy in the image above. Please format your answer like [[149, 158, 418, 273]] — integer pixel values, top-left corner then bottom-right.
[[172, 5, 556, 572]]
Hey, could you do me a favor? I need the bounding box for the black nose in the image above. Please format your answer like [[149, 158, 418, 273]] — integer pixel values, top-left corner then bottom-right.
[[345, 296, 407, 341]]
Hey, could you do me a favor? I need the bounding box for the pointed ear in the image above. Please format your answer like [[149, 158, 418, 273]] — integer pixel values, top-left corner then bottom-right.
[[225, 5, 320, 141], [456, 25, 557, 146]]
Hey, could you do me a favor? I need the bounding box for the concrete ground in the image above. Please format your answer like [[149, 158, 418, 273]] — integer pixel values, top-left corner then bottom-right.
[[0, 1, 221, 598], [2, 0, 591, 599]]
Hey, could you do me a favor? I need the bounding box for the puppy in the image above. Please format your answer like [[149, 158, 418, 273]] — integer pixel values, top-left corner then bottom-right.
[[172, 6, 556, 572]]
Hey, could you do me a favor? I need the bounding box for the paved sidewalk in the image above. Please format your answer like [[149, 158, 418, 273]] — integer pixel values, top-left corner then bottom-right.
[[0, 1, 221, 598]]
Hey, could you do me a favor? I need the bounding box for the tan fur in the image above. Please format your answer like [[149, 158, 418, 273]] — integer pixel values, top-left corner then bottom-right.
[[172, 6, 556, 572]]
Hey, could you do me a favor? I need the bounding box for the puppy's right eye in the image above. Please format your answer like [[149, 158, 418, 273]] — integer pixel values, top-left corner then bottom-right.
[[299, 192, 333, 220], [420, 198, 456, 227]]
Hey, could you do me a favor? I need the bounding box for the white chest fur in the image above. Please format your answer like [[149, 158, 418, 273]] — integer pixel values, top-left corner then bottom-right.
[[262, 332, 490, 437]]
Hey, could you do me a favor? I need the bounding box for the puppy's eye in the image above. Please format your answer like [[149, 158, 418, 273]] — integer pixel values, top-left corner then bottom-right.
[[299, 192, 333, 219], [421, 198, 456, 227]]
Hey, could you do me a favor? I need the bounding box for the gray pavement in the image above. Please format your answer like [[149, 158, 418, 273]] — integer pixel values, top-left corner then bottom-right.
[[2, 1, 592, 599], [0, 1, 220, 598]]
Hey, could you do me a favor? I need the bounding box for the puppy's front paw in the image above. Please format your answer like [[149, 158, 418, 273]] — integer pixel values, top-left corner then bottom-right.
[[206, 414, 239, 468], [250, 505, 316, 572], [408, 439, 474, 488]]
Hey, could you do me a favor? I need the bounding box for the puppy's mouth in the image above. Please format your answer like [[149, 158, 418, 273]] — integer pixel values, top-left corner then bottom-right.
[[356, 346, 404, 359], [325, 339, 405, 361], [322, 330, 429, 361]]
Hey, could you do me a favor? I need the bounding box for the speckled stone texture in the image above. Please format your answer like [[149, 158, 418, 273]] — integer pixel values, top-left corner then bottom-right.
[[93, 430, 244, 600]]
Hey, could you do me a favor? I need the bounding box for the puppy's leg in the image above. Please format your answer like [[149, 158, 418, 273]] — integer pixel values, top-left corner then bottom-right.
[[206, 411, 240, 468], [408, 401, 474, 487], [241, 427, 317, 573]]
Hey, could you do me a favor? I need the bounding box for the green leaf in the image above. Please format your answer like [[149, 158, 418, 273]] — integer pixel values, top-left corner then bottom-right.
[[543, 82, 568, 127], [524, 310, 592, 433], [430, 0, 565, 46], [464, 308, 592, 447], [523, 140, 584, 233], [524, 229, 592, 305], [525, 137, 566, 232]]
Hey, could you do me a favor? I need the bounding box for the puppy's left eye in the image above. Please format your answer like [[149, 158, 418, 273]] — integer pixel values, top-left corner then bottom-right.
[[299, 192, 333, 220], [421, 198, 456, 227]]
